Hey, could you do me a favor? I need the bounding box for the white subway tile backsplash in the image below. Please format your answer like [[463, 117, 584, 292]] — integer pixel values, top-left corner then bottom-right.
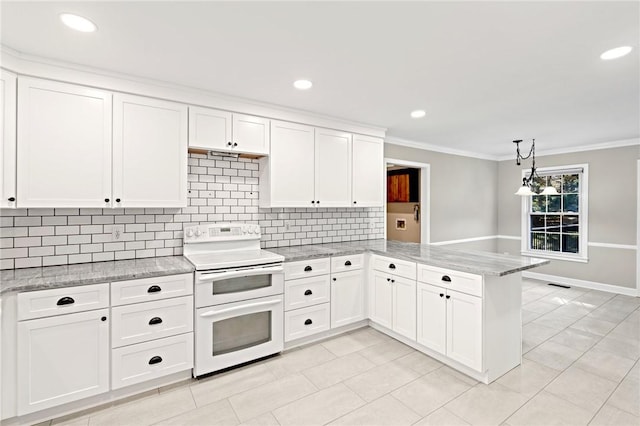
[[42, 255, 67, 266], [29, 246, 54, 257], [68, 254, 91, 264], [28, 226, 55, 237], [56, 245, 79, 255], [68, 235, 91, 244], [0, 154, 384, 269], [15, 257, 42, 268]]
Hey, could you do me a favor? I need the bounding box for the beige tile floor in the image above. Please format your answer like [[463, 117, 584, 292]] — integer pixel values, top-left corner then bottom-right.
[[42, 279, 639, 426]]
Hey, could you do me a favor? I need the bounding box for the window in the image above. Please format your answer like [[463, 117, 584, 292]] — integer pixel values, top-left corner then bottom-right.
[[521, 165, 588, 262]]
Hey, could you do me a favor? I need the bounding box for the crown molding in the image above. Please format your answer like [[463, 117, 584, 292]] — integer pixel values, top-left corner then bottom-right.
[[496, 138, 640, 161], [0, 45, 387, 138], [384, 136, 500, 161]]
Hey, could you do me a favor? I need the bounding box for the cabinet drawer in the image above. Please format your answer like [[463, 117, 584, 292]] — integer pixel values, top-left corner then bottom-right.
[[331, 254, 364, 273], [284, 275, 330, 312], [18, 283, 109, 321], [372, 255, 416, 280], [284, 258, 330, 280], [111, 274, 193, 306], [417, 264, 483, 297], [284, 303, 330, 342], [111, 296, 194, 348], [112, 333, 194, 390]]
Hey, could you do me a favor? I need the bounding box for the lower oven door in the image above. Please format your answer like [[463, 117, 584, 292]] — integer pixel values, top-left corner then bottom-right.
[[195, 265, 284, 307], [194, 294, 284, 377]]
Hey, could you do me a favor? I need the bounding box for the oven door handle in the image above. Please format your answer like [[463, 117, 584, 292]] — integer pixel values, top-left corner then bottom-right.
[[197, 266, 283, 283], [199, 299, 281, 318]]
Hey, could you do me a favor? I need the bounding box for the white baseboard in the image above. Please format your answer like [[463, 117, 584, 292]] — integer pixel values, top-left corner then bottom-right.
[[522, 271, 639, 297]]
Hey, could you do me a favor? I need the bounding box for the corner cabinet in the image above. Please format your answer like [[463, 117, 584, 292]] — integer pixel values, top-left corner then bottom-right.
[[260, 120, 382, 208], [113, 95, 187, 208], [188, 106, 269, 156], [17, 77, 113, 208], [0, 70, 17, 208]]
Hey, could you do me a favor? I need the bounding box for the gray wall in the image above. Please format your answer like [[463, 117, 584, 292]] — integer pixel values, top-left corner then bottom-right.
[[385, 143, 499, 243], [497, 145, 639, 289]]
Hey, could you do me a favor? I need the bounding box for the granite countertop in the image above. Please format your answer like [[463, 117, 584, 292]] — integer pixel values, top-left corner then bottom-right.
[[268, 239, 549, 276], [1, 241, 548, 295], [0, 256, 195, 295]]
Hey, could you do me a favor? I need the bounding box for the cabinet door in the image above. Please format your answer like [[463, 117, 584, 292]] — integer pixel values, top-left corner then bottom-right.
[[188, 106, 232, 151], [0, 70, 16, 208], [369, 271, 393, 329], [314, 128, 351, 207], [417, 283, 446, 354], [17, 309, 109, 415], [113, 94, 188, 207], [264, 120, 314, 207], [446, 290, 482, 371], [17, 77, 112, 208], [232, 114, 270, 155], [392, 275, 417, 340], [331, 269, 365, 328], [352, 135, 383, 207]]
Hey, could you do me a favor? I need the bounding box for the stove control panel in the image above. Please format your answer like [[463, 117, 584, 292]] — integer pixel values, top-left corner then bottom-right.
[[184, 223, 261, 243]]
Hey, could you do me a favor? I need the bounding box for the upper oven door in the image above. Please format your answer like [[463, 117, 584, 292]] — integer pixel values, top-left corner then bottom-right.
[[195, 264, 284, 307]]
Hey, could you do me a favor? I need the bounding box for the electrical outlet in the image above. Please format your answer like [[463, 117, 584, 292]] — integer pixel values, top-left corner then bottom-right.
[[112, 225, 124, 241], [284, 221, 291, 231]]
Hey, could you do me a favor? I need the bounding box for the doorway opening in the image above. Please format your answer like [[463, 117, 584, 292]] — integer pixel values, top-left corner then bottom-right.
[[384, 158, 430, 244]]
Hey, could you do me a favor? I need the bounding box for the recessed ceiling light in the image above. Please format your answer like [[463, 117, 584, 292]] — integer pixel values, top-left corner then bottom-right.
[[600, 46, 632, 60], [410, 110, 426, 119], [60, 13, 97, 33], [293, 79, 313, 90]]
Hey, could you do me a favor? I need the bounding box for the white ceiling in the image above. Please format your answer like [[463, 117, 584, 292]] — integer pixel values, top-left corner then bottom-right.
[[1, 1, 638, 158]]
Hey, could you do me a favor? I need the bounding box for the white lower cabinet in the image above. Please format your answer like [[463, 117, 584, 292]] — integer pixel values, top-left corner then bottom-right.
[[370, 270, 416, 340], [111, 296, 194, 348], [110, 274, 194, 387], [283, 258, 331, 342], [417, 283, 482, 371], [112, 333, 193, 390], [284, 303, 331, 342], [330, 269, 364, 328], [13, 273, 194, 417], [446, 289, 482, 371], [17, 309, 110, 415]]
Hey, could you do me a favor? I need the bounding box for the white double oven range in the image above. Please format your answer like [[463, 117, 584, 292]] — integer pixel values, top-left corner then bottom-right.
[[183, 223, 285, 377]]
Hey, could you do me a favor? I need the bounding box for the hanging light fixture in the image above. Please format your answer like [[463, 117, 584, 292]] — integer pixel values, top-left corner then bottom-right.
[[513, 139, 558, 196]]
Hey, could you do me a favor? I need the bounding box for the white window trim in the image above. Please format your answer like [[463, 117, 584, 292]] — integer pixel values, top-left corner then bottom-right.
[[520, 163, 589, 263]]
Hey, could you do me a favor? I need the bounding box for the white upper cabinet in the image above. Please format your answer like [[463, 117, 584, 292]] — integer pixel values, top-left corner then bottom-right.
[[0, 70, 17, 208], [314, 128, 352, 207], [17, 77, 112, 208], [260, 120, 315, 207], [188, 106, 269, 155], [232, 113, 270, 154], [113, 94, 188, 208], [260, 121, 383, 208], [188, 106, 232, 150], [352, 135, 384, 207]]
